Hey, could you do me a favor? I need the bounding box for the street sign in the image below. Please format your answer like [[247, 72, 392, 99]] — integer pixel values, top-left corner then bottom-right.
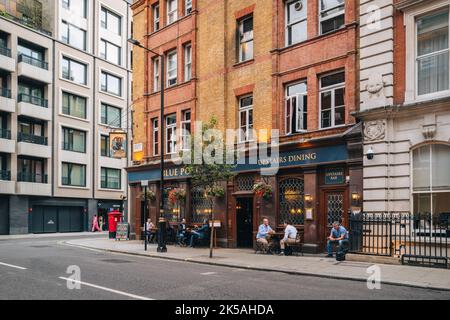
[[141, 180, 149, 187]]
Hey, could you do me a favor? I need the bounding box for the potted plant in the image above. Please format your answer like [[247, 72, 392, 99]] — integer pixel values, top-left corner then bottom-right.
[[141, 190, 156, 201], [253, 181, 273, 200], [168, 188, 186, 205], [206, 185, 225, 198]]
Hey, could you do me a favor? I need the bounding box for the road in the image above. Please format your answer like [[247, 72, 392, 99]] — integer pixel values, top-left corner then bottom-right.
[[0, 235, 449, 300]]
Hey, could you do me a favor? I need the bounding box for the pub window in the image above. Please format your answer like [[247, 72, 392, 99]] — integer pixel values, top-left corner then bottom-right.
[[181, 110, 191, 151], [286, 0, 307, 46], [279, 178, 305, 225], [285, 81, 307, 135], [166, 114, 177, 154], [237, 15, 253, 63], [319, 0, 345, 35], [238, 95, 254, 143], [191, 187, 210, 223], [412, 144, 450, 228], [319, 71, 345, 129], [152, 118, 159, 156]]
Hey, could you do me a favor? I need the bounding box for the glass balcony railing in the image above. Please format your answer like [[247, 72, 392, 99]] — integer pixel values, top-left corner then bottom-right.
[[0, 45, 12, 58], [0, 170, 11, 181], [18, 93, 48, 108], [0, 128, 11, 139], [1, 87, 11, 99], [18, 132, 48, 145], [18, 53, 48, 70], [17, 172, 48, 183]]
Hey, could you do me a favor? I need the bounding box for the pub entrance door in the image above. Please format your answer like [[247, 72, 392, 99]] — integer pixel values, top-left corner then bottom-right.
[[236, 197, 253, 248], [321, 189, 348, 245]]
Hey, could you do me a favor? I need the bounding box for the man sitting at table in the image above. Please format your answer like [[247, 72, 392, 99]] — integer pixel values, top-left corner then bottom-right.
[[256, 218, 274, 252], [326, 221, 349, 258], [279, 220, 297, 256]]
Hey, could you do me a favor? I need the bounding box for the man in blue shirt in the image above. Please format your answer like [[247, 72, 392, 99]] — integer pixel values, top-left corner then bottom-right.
[[256, 218, 274, 252], [326, 221, 349, 257]]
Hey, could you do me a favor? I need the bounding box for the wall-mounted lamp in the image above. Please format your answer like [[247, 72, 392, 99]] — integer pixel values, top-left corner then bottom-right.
[[304, 194, 313, 208], [351, 192, 361, 206], [366, 147, 374, 160]]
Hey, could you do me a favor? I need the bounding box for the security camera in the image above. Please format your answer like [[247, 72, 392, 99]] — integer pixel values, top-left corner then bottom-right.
[[366, 147, 374, 160]]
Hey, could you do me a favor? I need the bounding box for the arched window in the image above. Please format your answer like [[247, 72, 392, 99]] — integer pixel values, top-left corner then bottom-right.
[[412, 144, 450, 224], [279, 178, 305, 225], [191, 187, 210, 223]]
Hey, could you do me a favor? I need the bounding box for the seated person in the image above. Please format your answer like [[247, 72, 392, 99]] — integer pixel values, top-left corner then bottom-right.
[[256, 218, 274, 252], [279, 220, 297, 256], [326, 221, 349, 258], [145, 218, 155, 243], [189, 220, 209, 247], [177, 218, 187, 245]]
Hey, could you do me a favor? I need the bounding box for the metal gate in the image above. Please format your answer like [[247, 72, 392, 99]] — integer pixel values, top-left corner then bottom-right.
[[349, 212, 449, 269]]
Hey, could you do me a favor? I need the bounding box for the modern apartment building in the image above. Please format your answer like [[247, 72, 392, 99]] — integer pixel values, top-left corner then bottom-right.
[[128, 0, 362, 252], [358, 0, 450, 221], [0, 0, 132, 234]]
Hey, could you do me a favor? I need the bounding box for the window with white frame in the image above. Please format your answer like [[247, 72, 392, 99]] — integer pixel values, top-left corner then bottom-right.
[[416, 10, 449, 96], [166, 114, 177, 154], [286, 0, 307, 46], [153, 118, 159, 156], [153, 57, 160, 92], [239, 96, 254, 143], [167, 0, 178, 25], [100, 39, 121, 65], [184, 44, 192, 81], [167, 50, 177, 87], [185, 0, 192, 15], [319, 71, 345, 129], [238, 16, 253, 63], [412, 144, 450, 228], [153, 4, 160, 31], [319, 0, 345, 35], [181, 110, 191, 150], [285, 82, 307, 134], [101, 103, 121, 127]]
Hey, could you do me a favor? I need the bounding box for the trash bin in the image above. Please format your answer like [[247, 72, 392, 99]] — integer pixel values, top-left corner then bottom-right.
[[108, 210, 122, 239]]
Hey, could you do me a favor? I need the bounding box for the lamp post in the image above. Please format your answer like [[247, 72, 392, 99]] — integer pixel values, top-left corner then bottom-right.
[[129, 38, 167, 253]]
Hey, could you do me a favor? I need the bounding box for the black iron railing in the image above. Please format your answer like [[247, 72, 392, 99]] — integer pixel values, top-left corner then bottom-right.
[[0, 45, 11, 57], [349, 212, 449, 269], [18, 132, 48, 145], [1, 87, 11, 98], [0, 128, 11, 139], [18, 93, 48, 108], [0, 170, 11, 181], [18, 53, 48, 70], [17, 172, 47, 183]]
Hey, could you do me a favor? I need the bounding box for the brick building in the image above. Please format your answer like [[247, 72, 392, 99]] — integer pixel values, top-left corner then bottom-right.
[[128, 0, 363, 253]]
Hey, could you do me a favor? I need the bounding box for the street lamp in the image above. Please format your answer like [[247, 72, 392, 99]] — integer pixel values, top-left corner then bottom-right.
[[128, 38, 167, 253]]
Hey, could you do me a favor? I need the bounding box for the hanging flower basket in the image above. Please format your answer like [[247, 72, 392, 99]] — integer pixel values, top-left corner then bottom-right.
[[253, 182, 273, 200], [206, 186, 225, 198], [141, 190, 156, 201], [168, 188, 186, 205]]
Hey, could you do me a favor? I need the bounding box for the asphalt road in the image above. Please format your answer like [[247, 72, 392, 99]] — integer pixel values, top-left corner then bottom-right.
[[0, 235, 449, 300]]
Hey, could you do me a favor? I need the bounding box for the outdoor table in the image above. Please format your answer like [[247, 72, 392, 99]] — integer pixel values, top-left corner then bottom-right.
[[267, 232, 285, 254]]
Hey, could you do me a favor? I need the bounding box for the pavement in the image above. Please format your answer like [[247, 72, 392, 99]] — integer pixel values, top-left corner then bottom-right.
[[64, 237, 450, 292], [1, 235, 449, 300], [0, 231, 108, 241]]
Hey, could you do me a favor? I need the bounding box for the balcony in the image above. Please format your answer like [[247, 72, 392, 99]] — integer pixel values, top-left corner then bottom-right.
[[17, 93, 51, 121], [17, 54, 52, 84], [16, 172, 51, 196], [17, 133, 51, 158], [0, 129, 15, 153], [0, 46, 15, 73], [0, 88, 16, 113], [0, 170, 14, 194]]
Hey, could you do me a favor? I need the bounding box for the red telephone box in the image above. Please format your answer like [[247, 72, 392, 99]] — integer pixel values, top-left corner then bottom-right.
[[108, 210, 122, 239]]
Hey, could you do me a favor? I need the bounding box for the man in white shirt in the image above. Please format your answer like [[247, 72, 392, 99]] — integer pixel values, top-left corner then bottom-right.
[[279, 220, 297, 255]]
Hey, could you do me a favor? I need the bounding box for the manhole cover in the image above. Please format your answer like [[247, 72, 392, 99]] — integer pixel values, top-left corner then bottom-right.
[[101, 259, 133, 264]]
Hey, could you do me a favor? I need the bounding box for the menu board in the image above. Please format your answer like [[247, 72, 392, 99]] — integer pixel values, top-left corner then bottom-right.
[[115, 222, 130, 241]]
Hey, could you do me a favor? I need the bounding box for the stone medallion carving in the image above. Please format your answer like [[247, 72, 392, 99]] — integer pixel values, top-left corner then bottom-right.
[[364, 120, 386, 141], [366, 73, 384, 96]]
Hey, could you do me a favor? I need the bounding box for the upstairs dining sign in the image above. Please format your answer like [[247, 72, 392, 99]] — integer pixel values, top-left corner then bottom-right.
[[128, 144, 348, 183]]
